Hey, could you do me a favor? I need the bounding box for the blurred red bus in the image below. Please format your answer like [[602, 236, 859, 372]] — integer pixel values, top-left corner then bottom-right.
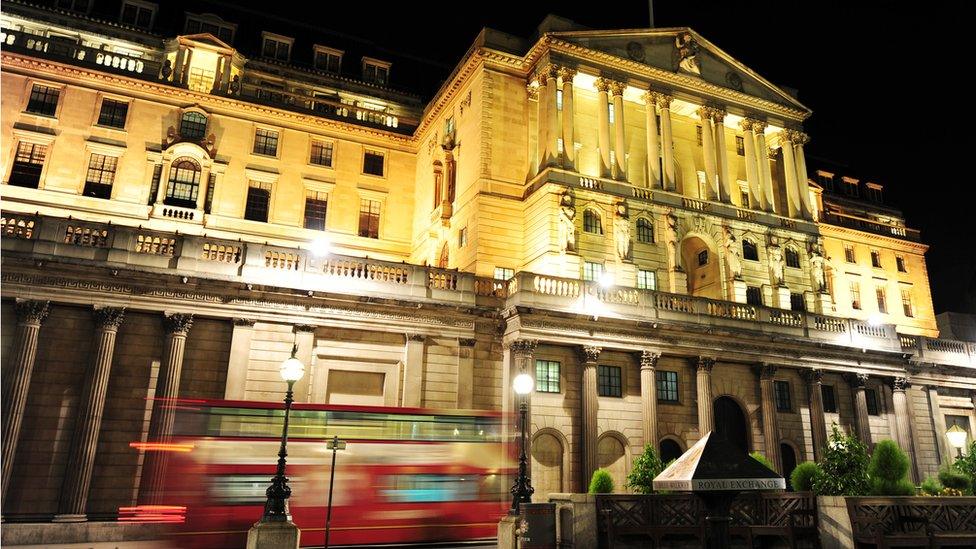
[[151, 399, 511, 547]]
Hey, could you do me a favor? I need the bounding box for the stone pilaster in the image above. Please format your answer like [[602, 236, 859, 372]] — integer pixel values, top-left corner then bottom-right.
[[542, 64, 560, 168], [755, 363, 781, 471], [695, 357, 716, 436], [890, 376, 916, 480], [793, 131, 813, 220], [802, 369, 828, 461], [403, 333, 427, 408], [580, 345, 602, 489], [595, 78, 612, 178], [56, 306, 126, 521], [740, 118, 761, 208], [642, 91, 661, 188], [712, 109, 733, 203], [753, 121, 774, 213], [698, 107, 719, 200], [1, 299, 50, 505], [559, 66, 577, 169], [656, 93, 676, 191], [779, 130, 801, 219], [456, 338, 477, 409], [639, 350, 661, 448], [223, 318, 256, 400], [292, 324, 316, 403], [846, 373, 873, 445], [609, 80, 627, 180]]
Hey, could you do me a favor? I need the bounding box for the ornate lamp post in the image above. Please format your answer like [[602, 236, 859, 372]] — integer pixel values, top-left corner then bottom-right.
[[261, 345, 306, 521], [509, 372, 535, 515], [946, 425, 968, 458]]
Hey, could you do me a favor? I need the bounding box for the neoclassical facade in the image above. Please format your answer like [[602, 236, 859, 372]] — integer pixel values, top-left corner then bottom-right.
[[1, 1, 974, 529]]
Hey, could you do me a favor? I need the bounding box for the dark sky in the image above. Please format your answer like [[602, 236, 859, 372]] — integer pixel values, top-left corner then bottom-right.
[[229, 0, 974, 313]]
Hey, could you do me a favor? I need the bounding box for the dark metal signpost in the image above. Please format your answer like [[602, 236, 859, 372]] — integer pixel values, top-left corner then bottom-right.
[[323, 435, 346, 549], [653, 431, 784, 549]]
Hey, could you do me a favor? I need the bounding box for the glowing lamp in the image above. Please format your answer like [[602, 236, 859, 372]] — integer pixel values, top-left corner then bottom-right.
[[310, 236, 331, 258], [513, 373, 534, 395], [947, 424, 968, 452], [279, 354, 306, 383], [867, 314, 883, 327], [598, 272, 614, 288]]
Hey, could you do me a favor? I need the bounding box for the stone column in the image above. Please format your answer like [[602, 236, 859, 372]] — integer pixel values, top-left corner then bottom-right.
[[220, 54, 232, 91], [610, 81, 627, 180], [1, 299, 50, 505], [292, 325, 316, 403], [695, 357, 716, 436], [754, 122, 774, 213], [779, 131, 801, 219], [56, 307, 126, 522], [527, 83, 541, 175], [657, 93, 676, 191], [698, 108, 719, 200], [580, 345, 602, 489], [793, 131, 813, 220], [756, 363, 781, 471], [639, 351, 661, 449], [223, 318, 255, 400], [928, 386, 949, 465], [536, 76, 549, 172], [543, 64, 560, 168], [890, 377, 915, 478], [713, 109, 733, 203], [847, 373, 873, 445], [403, 333, 426, 408], [595, 78, 612, 178], [140, 313, 193, 504], [803, 369, 829, 461], [740, 119, 761, 209], [642, 91, 661, 188], [173, 46, 186, 85], [559, 66, 576, 169], [210, 55, 224, 94], [456, 339, 476, 409]]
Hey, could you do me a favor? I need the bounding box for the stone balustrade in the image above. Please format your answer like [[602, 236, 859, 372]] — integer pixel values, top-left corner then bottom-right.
[[1, 28, 161, 80], [1, 212, 971, 368]]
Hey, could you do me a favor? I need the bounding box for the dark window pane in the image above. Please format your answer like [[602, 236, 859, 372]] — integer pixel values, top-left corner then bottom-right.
[[164, 157, 201, 208], [97, 99, 129, 128], [244, 183, 271, 222], [303, 191, 328, 230], [83, 153, 116, 199], [698, 249, 708, 266], [865, 388, 879, 416], [774, 380, 791, 412], [253, 129, 279, 156], [660, 439, 683, 463], [743, 240, 758, 261], [26, 84, 60, 116], [821, 385, 837, 413], [9, 142, 47, 188], [656, 371, 678, 403], [358, 199, 380, 238], [535, 360, 561, 393], [746, 286, 762, 306], [786, 248, 800, 268], [597, 365, 622, 398], [310, 141, 334, 166], [636, 218, 654, 243], [180, 112, 208, 140], [363, 151, 385, 176], [790, 293, 805, 312], [583, 209, 602, 234]]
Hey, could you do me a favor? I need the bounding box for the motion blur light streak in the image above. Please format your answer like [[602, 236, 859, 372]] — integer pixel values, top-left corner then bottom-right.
[[129, 442, 195, 452], [118, 505, 187, 523]]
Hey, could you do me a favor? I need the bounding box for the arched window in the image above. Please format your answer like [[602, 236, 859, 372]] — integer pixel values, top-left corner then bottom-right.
[[583, 208, 603, 235], [179, 111, 208, 140], [165, 157, 201, 208], [636, 218, 654, 243], [660, 438, 683, 463], [742, 239, 759, 261], [785, 247, 801, 268]]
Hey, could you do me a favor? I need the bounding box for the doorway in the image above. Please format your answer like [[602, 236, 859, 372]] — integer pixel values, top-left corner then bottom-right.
[[713, 396, 749, 454]]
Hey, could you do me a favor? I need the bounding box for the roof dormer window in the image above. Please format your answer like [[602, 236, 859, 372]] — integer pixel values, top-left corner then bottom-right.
[[314, 45, 343, 73], [362, 57, 391, 86], [261, 32, 293, 62], [56, 0, 92, 14], [184, 13, 236, 44], [865, 182, 883, 204], [120, 0, 156, 29]]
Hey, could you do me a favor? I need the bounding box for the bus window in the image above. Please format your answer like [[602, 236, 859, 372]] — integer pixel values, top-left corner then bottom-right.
[[381, 474, 480, 503]]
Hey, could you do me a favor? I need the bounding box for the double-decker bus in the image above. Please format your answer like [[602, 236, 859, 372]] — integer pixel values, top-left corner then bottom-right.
[[144, 399, 511, 548]]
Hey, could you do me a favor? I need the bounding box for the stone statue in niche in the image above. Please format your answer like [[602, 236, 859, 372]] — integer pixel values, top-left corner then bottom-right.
[[613, 203, 631, 261], [724, 227, 742, 279], [769, 246, 785, 286], [160, 59, 172, 81], [665, 211, 680, 271], [674, 33, 701, 75], [558, 193, 576, 253], [810, 250, 826, 292], [228, 74, 241, 95]]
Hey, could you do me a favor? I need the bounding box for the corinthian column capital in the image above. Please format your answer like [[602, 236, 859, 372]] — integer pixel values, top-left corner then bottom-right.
[[557, 66, 577, 82], [510, 339, 538, 358], [526, 82, 539, 99], [163, 313, 193, 336], [739, 118, 754, 131], [640, 350, 661, 369], [580, 345, 602, 363], [15, 299, 50, 325], [801, 368, 824, 384], [696, 356, 716, 372], [652, 92, 673, 108], [751, 120, 768, 134], [845, 372, 869, 389], [792, 131, 810, 145], [93, 306, 126, 330], [607, 80, 626, 96], [753, 362, 777, 380], [891, 376, 911, 392], [594, 78, 612, 93], [538, 63, 559, 81]]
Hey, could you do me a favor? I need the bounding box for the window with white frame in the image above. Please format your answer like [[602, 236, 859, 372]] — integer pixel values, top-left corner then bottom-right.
[[494, 267, 514, 281], [245, 181, 272, 223], [253, 128, 279, 157], [582, 261, 603, 282], [83, 153, 117, 199], [314, 46, 343, 73], [309, 140, 334, 167], [119, 0, 156, 29], [637, 269, 656, 290], [261, 33, 292, 62], [303, 190, 328, 231], [363, 150, 385, 176], [184, 13, 236, 43], [9, 142, 48, 188], [362, 58, 390, 85]]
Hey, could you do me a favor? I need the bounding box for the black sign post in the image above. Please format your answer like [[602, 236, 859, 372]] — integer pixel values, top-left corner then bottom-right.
[[323, 435, 346, 549]]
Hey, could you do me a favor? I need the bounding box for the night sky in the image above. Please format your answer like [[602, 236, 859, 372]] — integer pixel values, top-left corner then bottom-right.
[[228, 0, 974, 314]]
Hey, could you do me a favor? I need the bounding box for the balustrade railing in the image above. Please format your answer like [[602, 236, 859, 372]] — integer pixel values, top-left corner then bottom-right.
[[1, 28, 161, 80], [821, 211, 921, 242], [1, 214, 35, 239]]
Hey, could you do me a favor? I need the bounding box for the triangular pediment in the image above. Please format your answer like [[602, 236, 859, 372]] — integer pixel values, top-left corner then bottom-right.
[[181, 33, 234, 52], [552, 28, 809, 114]]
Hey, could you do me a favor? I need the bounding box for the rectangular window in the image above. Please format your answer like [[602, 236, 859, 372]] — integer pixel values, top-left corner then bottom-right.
[[363, 61, 389, 85], [901, 288, 914, 318], [358, 198, 381, 238], [740, 189, 750, 208], [698, 249, 709, 266], [187, 67, 215, 93], [608, 102, 615, 124], [97, 98, 129, 128], [597, 365, 622, 397], [184, 15, 235, 43], [582, 261, 603, 282], [309, 140, 334, 167], [26, 84, 60, 116], [83, 153, 117, 199], [244, 181, 272, 222], [458, 226, 468, 248], [535, 360, 561, 393], [494, 267, 514, 281], [204, 173, 216, 214], [746, 286, 762, 306], [119, 1, 154, 28], [844, 244, 856, 263], [637, 269, 656, 290], [735, 135, 745, 156], [303, 190, 328, 231], [253, 129, 279, 157], [656, 371, 678, 403], [790, 292, 805, 312], [556, 89, 563, 111], [696, 125, 703, 146], [363, 150, 385, 176], [871, 250, 882, 268], [821, 385, 837, 413], [850, 281, 861, 310], [865, 388, 879, 415], [9, 142, 47, 188], [876, 286, 887, 314], [314, 50, 342, 73], [262, 37, 291, 61], [147, 163, 162, 205], [945, 415, 971, 439], [774, 380, 792, 412], [896, 256, 907, 273]]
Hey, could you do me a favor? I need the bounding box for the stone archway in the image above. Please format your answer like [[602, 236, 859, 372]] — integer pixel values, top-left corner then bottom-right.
[[681, 235, 721, 299], [780, 442, 799, 490], [531, 430, 564, 501], [713, 396, 749, 454], [597, 433, 628, 492], [659, 437, 684, 463]]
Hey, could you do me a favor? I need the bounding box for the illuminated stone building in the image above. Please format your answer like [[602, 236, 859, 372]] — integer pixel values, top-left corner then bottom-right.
[[1, 0, 974, 535]]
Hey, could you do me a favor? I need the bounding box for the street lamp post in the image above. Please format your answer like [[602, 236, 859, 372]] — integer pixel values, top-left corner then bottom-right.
[[946, 424, 968, 459], [262, 345, 306, 521], [510, 372, 535, 515]]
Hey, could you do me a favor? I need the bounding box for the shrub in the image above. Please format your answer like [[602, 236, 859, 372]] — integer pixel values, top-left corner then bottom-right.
[[868, 440, 913, 496], [750, 451, 775, 471], [589, 468, 614, 494], [791, 461, 821, 492], [812, 424, 870, 496], [938, 466, 971, 494], [952, 441, 976, 493], [920, 475, 943, 496], [626, 445, 665, 494]]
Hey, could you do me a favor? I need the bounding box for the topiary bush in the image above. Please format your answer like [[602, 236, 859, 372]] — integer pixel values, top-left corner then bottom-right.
[[812, 424, 870, 496], [920, 475, 943, 496], [589, 468, 614, 494], [626, 444, 665, 494], [868, 439, 915, 496], [791, 461, 821, 492], [952, 441, 976, 493], [750, 451, 775, 471], [938, 466, 971, 494]]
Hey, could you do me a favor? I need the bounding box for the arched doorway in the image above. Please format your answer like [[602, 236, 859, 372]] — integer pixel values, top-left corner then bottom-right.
[[597, 435, 627, 492], [680, 236, 722, 299], [713, 396, 749, 454], [531, 432, 563, 501], [780, 443, 798, 491], [659, 438, 683, 464]]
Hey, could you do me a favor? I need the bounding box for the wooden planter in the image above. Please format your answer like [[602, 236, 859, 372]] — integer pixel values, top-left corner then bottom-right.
[[845, 496, 976, 547]]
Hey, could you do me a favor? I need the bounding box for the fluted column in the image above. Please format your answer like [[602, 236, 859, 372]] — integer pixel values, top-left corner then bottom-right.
[[527, 83, 540, 174], [56, 307, 126, 521], [696, 357, 715, 436], [713, 109, 733, 203], [559, 66, 576, 169], [639, 351, 661, 449], [740, 119, 760, 209], [610, 81, 627, 180], [793, 131, 813, 220], [595, 78, 612, 178], [890, 377, 915, 478], [536, 76, 549, 172], [642, 91, 661, 188], [224, 318, 256, 400], [803, 369, 829, 461], [756, 363, 781, 471], [580, 345, 601, 489], [543, 64, 560, 168], [754, 121, 774, 213], [657, 93, 676, 191], [140, 313, 193, 504], [1, 299, 50, 505], [220, 54, 232, 91], [698, 108, 719, 200], [779, 131, 801, 218], [847, 373, 873, 445]]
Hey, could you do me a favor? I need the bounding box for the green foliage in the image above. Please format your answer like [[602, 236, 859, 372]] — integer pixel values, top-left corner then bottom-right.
[[920, 476, 943, 496], [812, 424, 870, 496], [870, 477, 916, 496], [938, 466, 971, 493], [791, 461, 821, 492], [749, 451, 775, 471], [867, 440, 913, 496], [626, 445, 665, 494], [589, 468, 614, 494], [952, 441, 976, 493]]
